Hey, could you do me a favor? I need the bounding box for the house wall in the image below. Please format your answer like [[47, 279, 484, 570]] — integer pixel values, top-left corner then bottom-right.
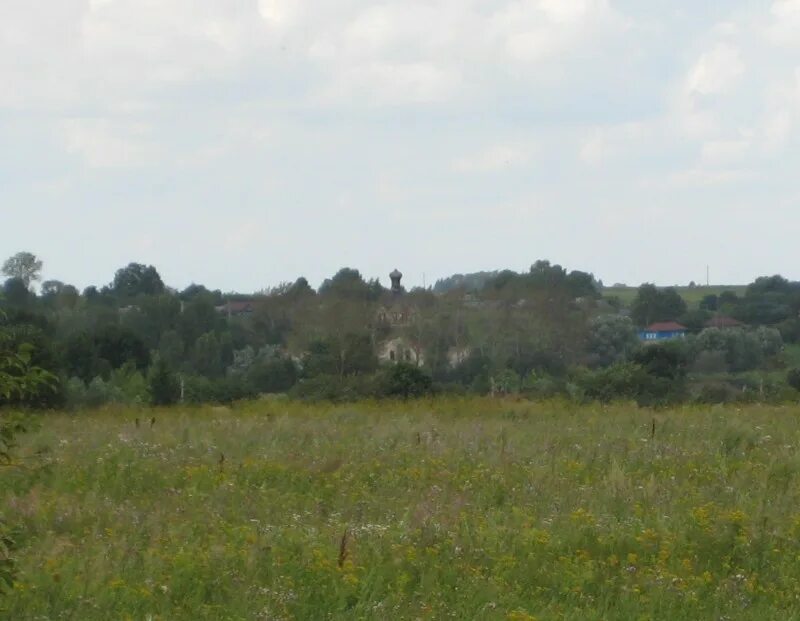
[[638, 330, 687, 342]]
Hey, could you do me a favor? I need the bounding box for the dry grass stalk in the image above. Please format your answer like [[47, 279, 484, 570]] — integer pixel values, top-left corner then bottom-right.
[[338, 528, 350, 568]]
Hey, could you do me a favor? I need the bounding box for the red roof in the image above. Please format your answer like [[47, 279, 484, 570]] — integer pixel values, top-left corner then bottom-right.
[[645, 321, 687, 332], [705, 315, 744, 328]]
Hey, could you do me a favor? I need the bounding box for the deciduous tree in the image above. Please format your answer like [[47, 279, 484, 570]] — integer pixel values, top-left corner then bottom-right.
[[2, 252, 42, 289]]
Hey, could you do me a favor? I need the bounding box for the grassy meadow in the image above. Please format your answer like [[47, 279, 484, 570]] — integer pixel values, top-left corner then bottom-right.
[[4, 398, 800, 620], [603, 285, 747, 307]]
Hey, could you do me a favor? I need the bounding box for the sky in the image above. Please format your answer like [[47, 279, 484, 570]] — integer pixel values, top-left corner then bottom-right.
[[2, 0, 800, 293]]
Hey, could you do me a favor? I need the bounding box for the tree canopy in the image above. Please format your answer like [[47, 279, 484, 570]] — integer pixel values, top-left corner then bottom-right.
[[2, 252, 42, 289]]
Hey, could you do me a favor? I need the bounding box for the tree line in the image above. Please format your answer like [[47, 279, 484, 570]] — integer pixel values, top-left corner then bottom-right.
[[3, 251, 800, 409]]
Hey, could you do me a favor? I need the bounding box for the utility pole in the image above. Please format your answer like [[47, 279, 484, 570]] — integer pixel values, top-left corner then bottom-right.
[[706, 265, 710, 287]]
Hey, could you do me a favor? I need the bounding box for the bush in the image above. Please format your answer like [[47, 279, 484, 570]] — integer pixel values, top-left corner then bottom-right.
[[574, 363, 650, 404], [244, 358, 297, 395], [148, 358, 180, 406], [379, 364, 433, 399], [109, 363, 148, 405], [289, 374, 379, 403], [788, 368, 800, 392], [691, 350, 728, 374], [491, 369, 521, 395], [693, 380, 740, 405], [183, 374, 255, 405], [64, 377, 88, 410], [692, 327, 784, 373], [587, 315, 640, 367], [86, 377, 122, 408], [521, 372, 564, 399]]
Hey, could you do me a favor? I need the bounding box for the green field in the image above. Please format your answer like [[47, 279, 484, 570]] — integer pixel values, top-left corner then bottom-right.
[[4, 399, 800, 620], [603, 286, 747, 307]]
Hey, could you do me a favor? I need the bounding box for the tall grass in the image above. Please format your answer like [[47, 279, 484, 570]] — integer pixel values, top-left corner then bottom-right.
[[4, 398, 800, 619]]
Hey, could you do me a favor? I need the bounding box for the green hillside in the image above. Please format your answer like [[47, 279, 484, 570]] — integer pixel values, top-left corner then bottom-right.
[[603, 285, 748, 307]]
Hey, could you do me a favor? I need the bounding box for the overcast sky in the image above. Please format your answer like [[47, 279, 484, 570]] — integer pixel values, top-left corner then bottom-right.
[[2, 0, 799, 292]]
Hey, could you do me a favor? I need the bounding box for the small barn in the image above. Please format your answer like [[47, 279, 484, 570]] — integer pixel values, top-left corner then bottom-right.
[[705, 316, 744, 329]]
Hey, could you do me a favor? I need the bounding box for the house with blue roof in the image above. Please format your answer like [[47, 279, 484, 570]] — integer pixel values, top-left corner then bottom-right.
[[638, 321, 688, 342]]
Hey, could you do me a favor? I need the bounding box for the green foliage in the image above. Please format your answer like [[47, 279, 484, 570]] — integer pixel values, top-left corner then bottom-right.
[[484, 260, 599, 300], [319, 268, 383, 301], [699, 294, 719, 311], [301, 340, 339, 377], [0, 312, 56, 595], [6, 257, 800, 410], [679, 308, 712, 333], [631, 284, 688, 327], [787, 368, 800, 392], [94, 324, 150, 372], [587, 314, 639, 367], [147, 358, 180, 407], [520, 371, 564, 399], [182, 374, 255, 405], [380, 363, 433, 399], [245, 357, 297, 395], [157, 330, 184, 369], [433, 270, 501, 294], [289, 374, 378, 402], [491, 368, 521, 395], [0, 325, 58, 407], [445, 352, 491, 391], [693, 327, 783, 373], [574, 362, 651, 403], [573, 342, 689, 406], [191, 332, 225, 378], [2, 278, 34, 309], [1, 252, 42, 288], [110, 263, 165, 298]]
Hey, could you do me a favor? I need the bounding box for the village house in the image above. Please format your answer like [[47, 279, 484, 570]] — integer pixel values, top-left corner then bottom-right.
[[639, 321, 688, 342], [705, 315, 744, 329]]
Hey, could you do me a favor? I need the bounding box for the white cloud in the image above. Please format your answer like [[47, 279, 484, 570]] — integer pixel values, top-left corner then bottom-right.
[[490, 0, 622, 63], [258, 0, 298, 29], [62, 118, 157, 169], [580, 123, 650, 166], [767, 0, 800, 47], [322, 61, 459, 105], [700, 138, 751, 166], [7, 0, 800, 291], [686, 43, 745, 96], [271, 0, 626, 105], [453, 144, 534, 173], [669, 167, 757, 187]]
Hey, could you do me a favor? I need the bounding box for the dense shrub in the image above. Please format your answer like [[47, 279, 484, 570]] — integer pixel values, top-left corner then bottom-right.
[[148, 358, 181, 406], [491, 369, 521, 395], [692, 380, 741, 405], [788, 368, 800, 392], [574, 363, 650, 404], [380, 364, 434, 399], [521, 372, 565, 399], [289, 374, 379, 402], [183, 374, 255, 405], [244, 358, 297, 394], [692, 327, 783, 373], [586, 314, 640, 368]]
